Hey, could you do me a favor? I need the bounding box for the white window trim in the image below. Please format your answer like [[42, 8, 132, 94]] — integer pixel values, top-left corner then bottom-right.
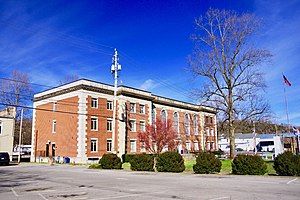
[[130, 139, 137, 153], [186, 141, 191, 151], [184, 113, 190, 135], [52, 120, 56, 133], [193, 114, 199, 135], [91, 98, 98, 108], [91, 138, 98, 152], [130, 103, 136, 113], [107, 100, 113, 110], [91, 116, 98, 131], [53, 102, 57, 112], [107, 118, 113, 132], [173, 112, 179, 134], [107, 138, 112, 152], [140, 120, 146, 132], [140, 104, 145, 114], [129, 119, 136, 132], [194, 141, 199, 151], [161, 109, 167, 124]]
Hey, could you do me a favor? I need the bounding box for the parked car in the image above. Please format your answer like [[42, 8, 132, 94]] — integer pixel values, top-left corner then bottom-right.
[[0, 152, 10, 166]]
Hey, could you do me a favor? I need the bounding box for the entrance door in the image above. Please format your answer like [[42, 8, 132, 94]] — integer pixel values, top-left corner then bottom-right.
[[178, 144, 183, 154], [52, 144, 56, 157]]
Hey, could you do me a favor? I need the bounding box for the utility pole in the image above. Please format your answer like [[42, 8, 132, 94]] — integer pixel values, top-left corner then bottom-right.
[[18, 108, 24, 163], [253, 121, 257, 154], [111, 48, 121, 153]]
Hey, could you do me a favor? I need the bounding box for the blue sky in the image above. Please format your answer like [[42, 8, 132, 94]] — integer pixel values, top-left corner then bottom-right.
[[0, 0, 299, 125]]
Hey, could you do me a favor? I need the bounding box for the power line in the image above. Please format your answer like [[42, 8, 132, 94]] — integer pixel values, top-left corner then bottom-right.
[[0, 102, 203, 129]]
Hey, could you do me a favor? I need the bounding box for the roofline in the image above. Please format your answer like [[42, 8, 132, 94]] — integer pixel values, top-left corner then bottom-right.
[[33, 79, 217, 113]]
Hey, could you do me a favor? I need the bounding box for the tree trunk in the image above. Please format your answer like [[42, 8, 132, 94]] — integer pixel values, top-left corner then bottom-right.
[[229, 123, 235, 159], [153, 156, 158, 172]]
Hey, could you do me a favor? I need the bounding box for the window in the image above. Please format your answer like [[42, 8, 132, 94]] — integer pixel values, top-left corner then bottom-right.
[[107, 101, 113, 110], [52, 120, 56, 133], [205, 116, 209, 123], [140, 105, 145, 114], [140, 121, 145, 132], [173, 112, 179, 134], [130, 103, 136, 113], [161, 110, 167, 124], [53, 102, 57, 111], [184, 114, 190, 135], [129, 120, 136, 132], [107, 119, 112, 132], [193, 115, 199, 135], [210, 117, 213, 124], [107, 139, 112, 152], [130, 140, 137, 153], [140, 142, 146, 152], [46, 144, 49, 157], [91, 98, 98, 108], [206, 128, 210, 136], [194, 142, 199, 151], [0, 121, 2, 134], [152, 109, 156, 124], [210, 129, 214, 136], [91, 139, 98, 152], [91, 117, 98, 131], [186, 142, 191, 151]]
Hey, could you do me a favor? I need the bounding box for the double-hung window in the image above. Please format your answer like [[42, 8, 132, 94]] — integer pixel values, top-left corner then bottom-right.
[[91, 117, 98, 131], [129, 120, 136, 132], [107, 119, 112, 132], [91, 139, 98, 152], [107, 101, 113, 110], [52, 120, 56, 133], [130, 140, 137, 153], [140, 121, 145, 132], [107, 139, 112, 152], [91, 98, 98, 108], [140, 105, 145, 114], [130, 103, 136, 113]]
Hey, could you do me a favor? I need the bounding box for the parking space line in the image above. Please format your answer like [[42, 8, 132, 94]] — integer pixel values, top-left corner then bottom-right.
[[11, 188, 19, 197], [287, 178, 297, 185], [38, 192, 48, 200], [209, 197, 230, 200]]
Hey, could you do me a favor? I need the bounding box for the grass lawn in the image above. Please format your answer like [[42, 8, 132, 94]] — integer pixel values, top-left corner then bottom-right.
[[265, 161, 276, 175]]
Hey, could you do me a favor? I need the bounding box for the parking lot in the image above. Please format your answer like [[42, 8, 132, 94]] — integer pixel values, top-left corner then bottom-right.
[[0, 164, 299, 200]]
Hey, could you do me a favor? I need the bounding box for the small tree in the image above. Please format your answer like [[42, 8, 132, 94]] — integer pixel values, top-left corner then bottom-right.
[[138, 117, 178, 171], [138, 117, 178, 154]]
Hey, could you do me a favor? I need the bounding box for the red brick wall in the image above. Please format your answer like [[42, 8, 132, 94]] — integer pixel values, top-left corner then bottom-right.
[[125, 101, 150, 154], [86, 96, 114, 157], [35, 96, 79, 157]]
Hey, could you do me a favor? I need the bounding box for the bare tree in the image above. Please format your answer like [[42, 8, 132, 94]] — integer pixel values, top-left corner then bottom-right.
[[189, 9, 272, 158], [0, 70, 33, 118]]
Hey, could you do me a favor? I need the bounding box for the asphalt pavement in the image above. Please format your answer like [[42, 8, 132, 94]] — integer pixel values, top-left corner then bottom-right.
[[0, 163, 299, 200]]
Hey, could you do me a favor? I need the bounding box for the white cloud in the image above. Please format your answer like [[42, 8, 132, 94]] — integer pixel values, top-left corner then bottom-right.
[[139, 79, 158, 91]]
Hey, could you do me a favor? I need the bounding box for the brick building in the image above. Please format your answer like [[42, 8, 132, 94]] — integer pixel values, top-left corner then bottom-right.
[[30, 79, 217, 163]]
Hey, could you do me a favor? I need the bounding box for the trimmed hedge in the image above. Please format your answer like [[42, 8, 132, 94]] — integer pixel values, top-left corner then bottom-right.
[[130, 154, 154, 171], [122, 154, 136, 163], [193, 152, 221, 174], [156, 151, 185, 173], [232, 154, 267, 175], [99, 153, 122, 169], [274, 151, 300, 176]]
